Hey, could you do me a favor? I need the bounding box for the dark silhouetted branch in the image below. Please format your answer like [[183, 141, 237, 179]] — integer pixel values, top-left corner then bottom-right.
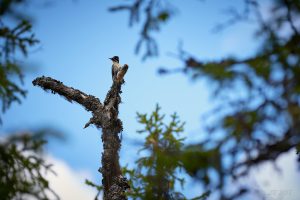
[[32, 63, 129, 200], [32, 76, 102, 112]]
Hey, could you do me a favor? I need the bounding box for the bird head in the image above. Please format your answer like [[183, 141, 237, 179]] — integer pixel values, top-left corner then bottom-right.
[[109, 56, 119, 63]]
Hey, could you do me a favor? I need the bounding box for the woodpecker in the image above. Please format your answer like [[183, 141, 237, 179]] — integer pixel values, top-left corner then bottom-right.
[[109, 56, 121, 80]]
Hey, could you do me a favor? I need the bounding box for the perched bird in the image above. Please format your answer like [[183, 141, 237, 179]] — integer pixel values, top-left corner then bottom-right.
[[116, 64, 128, 82], [109, 56, 121, 80]]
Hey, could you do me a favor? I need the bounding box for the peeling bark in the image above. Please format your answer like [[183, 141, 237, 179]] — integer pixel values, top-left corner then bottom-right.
[[32, 64, 129, 200]]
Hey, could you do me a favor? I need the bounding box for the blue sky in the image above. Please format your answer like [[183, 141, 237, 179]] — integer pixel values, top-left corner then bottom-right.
[[2, 0, 299, 199]]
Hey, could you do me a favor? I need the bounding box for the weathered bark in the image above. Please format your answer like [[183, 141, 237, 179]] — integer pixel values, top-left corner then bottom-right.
[[32, 64, 130, 200]]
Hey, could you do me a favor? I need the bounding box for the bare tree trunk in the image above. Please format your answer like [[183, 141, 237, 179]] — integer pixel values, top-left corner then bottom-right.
[[32, 64, 129, 200]]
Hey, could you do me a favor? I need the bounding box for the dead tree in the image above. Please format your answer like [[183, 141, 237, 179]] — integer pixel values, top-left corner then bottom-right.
[[32, 64, 129, 200]]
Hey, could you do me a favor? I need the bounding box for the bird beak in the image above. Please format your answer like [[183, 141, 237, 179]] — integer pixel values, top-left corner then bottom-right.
[[109, 57, 113, 60]]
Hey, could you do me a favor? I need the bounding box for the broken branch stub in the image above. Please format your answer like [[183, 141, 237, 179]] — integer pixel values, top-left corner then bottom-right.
[[32, 63, 129, 200]]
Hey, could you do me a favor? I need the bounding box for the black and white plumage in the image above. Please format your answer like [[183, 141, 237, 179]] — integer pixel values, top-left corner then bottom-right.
[[109, 56, 121, 80]]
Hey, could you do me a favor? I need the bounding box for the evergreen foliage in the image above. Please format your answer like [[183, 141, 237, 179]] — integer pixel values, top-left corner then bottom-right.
[[0, 0, 38, 118], [123, 105, 209, 200], [0, 131, 59, 200], [112, 0, 300, 198], [0, 1, 58, 199]]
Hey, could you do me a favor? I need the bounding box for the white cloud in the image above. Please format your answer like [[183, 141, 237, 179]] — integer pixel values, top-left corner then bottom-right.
[[43, 151, 299, 200], [253, 150, 300, 200], [45, 155, 100, 200]]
